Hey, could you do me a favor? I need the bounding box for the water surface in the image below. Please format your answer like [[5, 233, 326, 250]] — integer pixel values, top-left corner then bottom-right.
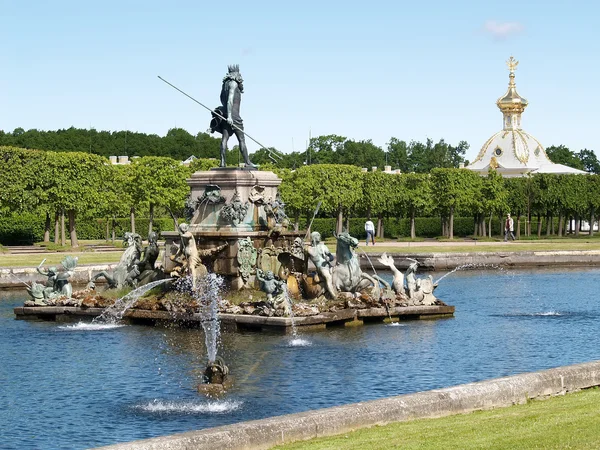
[[2, 267, 600, 449]]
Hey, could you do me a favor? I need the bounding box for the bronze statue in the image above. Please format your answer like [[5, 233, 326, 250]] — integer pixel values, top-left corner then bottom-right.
[[169, 223, 228, 287], [209, 64, 255, 168]]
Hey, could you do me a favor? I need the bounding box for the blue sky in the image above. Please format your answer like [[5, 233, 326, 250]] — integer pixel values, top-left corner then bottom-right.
[[1, 0, 598, 162]]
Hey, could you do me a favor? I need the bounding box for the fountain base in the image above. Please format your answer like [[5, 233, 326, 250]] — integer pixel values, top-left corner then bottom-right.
[[198, 357, 233, 397]]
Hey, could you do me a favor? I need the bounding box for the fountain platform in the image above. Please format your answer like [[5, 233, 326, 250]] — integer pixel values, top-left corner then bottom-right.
[[13, 305, 454, 333]]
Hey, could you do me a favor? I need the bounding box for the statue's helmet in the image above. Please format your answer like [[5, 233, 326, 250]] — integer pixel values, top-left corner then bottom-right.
[[179, 223, 189, 233], [265, 270, 274, 279], [148, 231, 158, 243], [310, 231, 321, 244]]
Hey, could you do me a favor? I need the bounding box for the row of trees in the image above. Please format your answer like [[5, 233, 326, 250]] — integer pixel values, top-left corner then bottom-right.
[[2, 145, 600, 246], [0, 146, 220, 246], [3, 127, 598, 174], [279, 165, 600, 240], [0, 127, 472, 172]]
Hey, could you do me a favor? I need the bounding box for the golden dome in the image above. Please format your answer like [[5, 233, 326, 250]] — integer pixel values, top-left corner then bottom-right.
[[496, 56, 528, 114]]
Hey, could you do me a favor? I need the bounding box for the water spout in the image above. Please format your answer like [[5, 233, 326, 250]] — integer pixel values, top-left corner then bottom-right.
[[93, 278, 172, 324]]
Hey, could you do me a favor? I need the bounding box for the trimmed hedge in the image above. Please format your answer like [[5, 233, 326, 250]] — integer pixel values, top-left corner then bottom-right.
[[0, 214, 176, 245]]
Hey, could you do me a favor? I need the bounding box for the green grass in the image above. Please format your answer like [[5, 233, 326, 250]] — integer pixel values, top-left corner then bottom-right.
[[0, 252, 123, 267], [358, 241, 600, 254], [276, 388, 600, 450]]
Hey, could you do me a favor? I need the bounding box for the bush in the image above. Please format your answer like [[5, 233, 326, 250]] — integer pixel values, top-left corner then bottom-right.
[[0, 213, 177, 245], [0, 213, 45, 245]]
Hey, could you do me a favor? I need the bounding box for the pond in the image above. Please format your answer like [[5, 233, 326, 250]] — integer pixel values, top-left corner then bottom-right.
[[2, 267, 600, 449]]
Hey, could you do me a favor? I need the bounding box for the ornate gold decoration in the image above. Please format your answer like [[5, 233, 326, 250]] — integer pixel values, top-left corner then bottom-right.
[[490, 156, 499, 170], [506, 56, 519, 73]]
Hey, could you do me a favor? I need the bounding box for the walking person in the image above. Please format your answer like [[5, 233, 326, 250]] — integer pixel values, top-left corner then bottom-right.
[[504, 213, 515, 241], [365, 219, 375, 245]]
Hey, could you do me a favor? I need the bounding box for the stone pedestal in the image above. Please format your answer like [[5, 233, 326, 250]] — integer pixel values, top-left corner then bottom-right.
[[188, 168, 282, 232], [162, 168, 303, 287]]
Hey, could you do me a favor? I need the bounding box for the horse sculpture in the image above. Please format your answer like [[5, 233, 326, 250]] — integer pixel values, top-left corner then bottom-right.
[[89, 232, 143, 289], [332, 231, 381, 298]]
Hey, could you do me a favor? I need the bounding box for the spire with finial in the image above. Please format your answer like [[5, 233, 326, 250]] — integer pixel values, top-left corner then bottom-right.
[[497, 56, 528, 130]]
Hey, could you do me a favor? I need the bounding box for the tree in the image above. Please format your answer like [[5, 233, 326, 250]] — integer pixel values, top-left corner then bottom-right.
[[578, 149, 600, 174], [431, 168, 481, 239], [187, 158, 220, 172], [129, 157, 191, 234], [46, 151, 106, 247], [361, 171, 396, 237], [504, 177, 528, 238], [546, 145, 585, 170], [306, 135, 346, 164], [387, 138, 409, 172], [481, 169, 508, 238], [401, 173, 433, 238], [281, 164, 363, 234], [338, 140, 385, 169]]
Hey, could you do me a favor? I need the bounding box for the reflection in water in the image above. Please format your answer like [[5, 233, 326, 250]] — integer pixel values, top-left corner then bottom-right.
[[2, 267, 600, 449]]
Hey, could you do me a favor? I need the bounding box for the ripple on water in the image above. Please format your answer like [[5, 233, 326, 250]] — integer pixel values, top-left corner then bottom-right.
[[58, 322, 126, 331], [386, 322, 405, 327], [134, 400, 243, 414], [494, 311, 567, 318]]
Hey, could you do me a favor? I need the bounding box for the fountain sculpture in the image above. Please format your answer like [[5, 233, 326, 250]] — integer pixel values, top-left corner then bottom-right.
[[25, 256, 78, 305], [18, 63, 451, 393]]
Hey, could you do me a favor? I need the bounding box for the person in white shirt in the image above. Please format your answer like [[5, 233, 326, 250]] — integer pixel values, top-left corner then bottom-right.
[[504, 213, 515, 241], [365, 219, 375, 245]]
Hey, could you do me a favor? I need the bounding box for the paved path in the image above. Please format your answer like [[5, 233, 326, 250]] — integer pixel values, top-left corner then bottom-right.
[[356, 238, 571, 248]]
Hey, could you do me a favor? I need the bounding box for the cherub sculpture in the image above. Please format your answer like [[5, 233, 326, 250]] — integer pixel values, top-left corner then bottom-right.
[[170, 223, 228, 288]]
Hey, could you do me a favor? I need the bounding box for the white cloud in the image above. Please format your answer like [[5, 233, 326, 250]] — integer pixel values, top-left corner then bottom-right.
[[483, 20, 524, 39]]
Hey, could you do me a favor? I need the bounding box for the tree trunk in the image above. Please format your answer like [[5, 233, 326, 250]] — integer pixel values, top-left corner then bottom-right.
[[105, 217, 110, 241], [546, 213, 552, 236], [590, 208, 596, 237], [516, 215, 521, 239], [473, 216, 478, 237], [148, 203, 154, 236], [294, 213, 300, 232], [68, 209, 79, 248], [558, 213, 564, 237], [537, 214, 542, 238], [130, 207, 136, 234], [43, 212, 51, 242], [336, 208, 343, 235], [575, 214, 580, 236], [449, 207, 454, 240], [410, 210, 416, 239], [565, 216, 570, 235], [60, 208, 66, 246], [111, 217, 116, 243], [488, 213, 493, 238], [54, 210, 59, 244], [376, 215, 383, 239], [481, 217, 486, 237]]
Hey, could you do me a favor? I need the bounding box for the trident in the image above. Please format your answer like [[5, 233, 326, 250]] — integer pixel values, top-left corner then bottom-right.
[[158, 76, 283, 163]]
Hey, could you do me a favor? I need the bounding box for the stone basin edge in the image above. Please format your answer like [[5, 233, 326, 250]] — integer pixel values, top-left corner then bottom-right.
[[3, 249, 600, 289], [93, 359, 600, 450]]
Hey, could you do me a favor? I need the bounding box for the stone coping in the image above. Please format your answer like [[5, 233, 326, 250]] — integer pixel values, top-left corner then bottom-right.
[[3, 249, 600, 289], [94, 360, 600, 450]]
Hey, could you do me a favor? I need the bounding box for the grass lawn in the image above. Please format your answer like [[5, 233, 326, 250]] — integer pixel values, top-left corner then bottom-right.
[[276, 388, 600, 450], [354, 241, 600, 254], [0, 252, 123, 267]]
